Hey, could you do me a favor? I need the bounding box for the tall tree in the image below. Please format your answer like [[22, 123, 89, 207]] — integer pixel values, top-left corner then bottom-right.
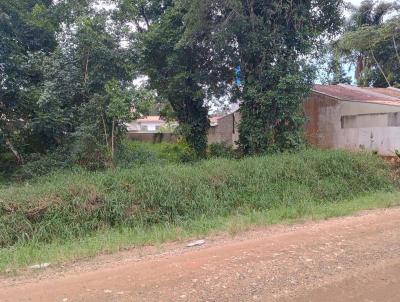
[[118, 0, 226, 157], [184, 0, 344, 154], [318, 45, 352, 85], [340, 0, 399, 86], [139, 4, 210, 157], [0, 0, 58, 163], [35, 7, 137, 165]]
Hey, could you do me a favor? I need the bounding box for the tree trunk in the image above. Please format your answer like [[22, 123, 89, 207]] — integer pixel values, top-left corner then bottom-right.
[[5, 138, 24, 165], [111, 119, 115, 160], [102, 114, 109, 148], [370, 49, 391, 87], [393, 36, 400, 67], [84, 52, 90, 84], [355, 54, 364, 81]]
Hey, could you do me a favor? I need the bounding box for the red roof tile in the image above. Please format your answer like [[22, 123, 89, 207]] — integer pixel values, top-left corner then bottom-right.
[[366, 87, 400, 99]]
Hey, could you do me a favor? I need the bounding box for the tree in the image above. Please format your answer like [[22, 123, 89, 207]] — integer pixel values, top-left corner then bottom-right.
[[183, 0, 344, 154], [105, 79, 136, 160], [318, 45, 352, 85], [0, 0, 58, 164], [134, 2, 212, 157], [338, 0, 399, 86], [117, 0, 235, 157], [338, 15, 400, 87], [35, 8, 137, 165]]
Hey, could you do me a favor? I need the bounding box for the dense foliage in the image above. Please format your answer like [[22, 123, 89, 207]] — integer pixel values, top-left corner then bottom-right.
[[183, 0, 344, 154], [337, 0, 400, 87], [138, 4, 211, 157], [4, 0, 396, 179], [0, 1, 161, 177], [0, 0, 58, 165]]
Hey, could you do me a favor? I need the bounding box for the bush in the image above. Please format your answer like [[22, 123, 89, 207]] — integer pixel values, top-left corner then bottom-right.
[[115, 140, 196, 167], [0, 152, 17, 179], [11, 151, 71, 181], [11, 133, 111, 181], [0, 149, 395, 248], [68, 130, 111, 171], [115, 141, 160, 167], [208, 142, 237, 158]]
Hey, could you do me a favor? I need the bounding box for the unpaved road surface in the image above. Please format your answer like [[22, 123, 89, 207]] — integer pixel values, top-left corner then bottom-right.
[[1, 208, 400, 302]]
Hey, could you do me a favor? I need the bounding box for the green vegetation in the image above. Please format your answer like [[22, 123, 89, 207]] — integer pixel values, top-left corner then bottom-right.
[[2, 191, 399, 273], [2, 141, 194, 181], [5, 140, 238, 181], [184, 0, 343, 154], [2, 0, 400, 275], [0, 149, 397, 271], [334, 0, 400, 87], [115, 141, 196, 166], [138, 3, 212, 157], [1, 0, 346, 170]]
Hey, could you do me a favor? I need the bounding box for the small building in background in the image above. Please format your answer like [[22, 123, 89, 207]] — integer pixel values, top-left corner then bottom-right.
[[127, 116, 170, 133], [208, 113, 241, 146], [209, 84, 400, 155], [207, 103, 241, 146], [126, 116, 178, 143], [305, 84, 400, 156]]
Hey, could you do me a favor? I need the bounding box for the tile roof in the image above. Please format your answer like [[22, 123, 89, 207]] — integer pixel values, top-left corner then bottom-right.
[[313, 84, 400, 106], [136, 116, 165, 123], [366, 87, 400, 99]]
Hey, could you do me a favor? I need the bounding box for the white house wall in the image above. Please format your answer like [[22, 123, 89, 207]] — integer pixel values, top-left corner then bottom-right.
[[305, 92, 400, 156], [339, 127, 400, 155]]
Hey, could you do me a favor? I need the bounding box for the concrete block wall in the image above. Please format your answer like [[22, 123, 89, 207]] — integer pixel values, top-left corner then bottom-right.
[[304, 91, 400, 155]]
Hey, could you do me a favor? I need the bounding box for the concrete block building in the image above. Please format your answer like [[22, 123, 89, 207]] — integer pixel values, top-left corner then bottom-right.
[[209, 84, 400, 155], [305, 84, 400, 156]]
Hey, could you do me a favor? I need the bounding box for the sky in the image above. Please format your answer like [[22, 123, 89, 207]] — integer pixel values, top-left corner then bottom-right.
[[348, 0, 363, 5]]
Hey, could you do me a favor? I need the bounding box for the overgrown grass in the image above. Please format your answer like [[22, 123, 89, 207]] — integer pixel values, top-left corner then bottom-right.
[[115, 140, 196, 166], [0, 149, 398, 272], [1, 191, 399, 273]]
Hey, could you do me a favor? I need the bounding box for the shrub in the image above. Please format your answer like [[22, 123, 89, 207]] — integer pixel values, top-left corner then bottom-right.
[[12, 150, 72, 181], [0, 152, 17, 179], [160, 142, 196, 163], [68, 130, 111, 171], [115, 140, 196, 167], [115, 141, 160, 167], [208, 142, 237, 158]]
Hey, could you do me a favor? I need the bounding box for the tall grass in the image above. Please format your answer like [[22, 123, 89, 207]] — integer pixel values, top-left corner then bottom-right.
[[0, 149, 395, 250]]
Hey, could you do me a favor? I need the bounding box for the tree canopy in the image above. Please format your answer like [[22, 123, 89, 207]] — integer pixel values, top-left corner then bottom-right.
[[182, 0, 344, 154], [337, 0, 400, 87], [0, 0, 58, 163], [0, 0, 363, 177]]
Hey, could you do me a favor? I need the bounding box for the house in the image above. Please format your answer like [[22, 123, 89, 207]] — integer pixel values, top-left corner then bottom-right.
[[305, 84, 400, 156], [208, 113, 241, 146], [208, 103, 241, 146], [209, 84, 400, 156], [126, 116, 169, 133], [126, 116, 178, 143]]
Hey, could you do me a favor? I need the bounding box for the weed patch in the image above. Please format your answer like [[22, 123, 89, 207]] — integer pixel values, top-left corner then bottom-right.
[[0, 149, 396, 255]]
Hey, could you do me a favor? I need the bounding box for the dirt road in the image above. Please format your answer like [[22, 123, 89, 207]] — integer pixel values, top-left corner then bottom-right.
[[1, 208, 400, 302]]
